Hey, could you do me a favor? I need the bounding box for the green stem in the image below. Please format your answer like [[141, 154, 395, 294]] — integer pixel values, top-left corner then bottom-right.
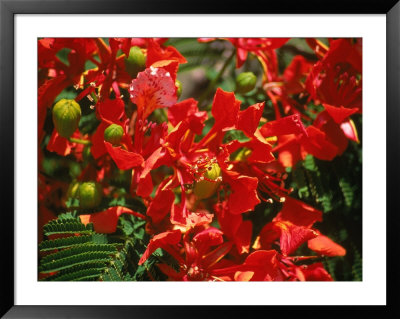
[[69, 137, 91, 145], [198, 49, 236, 108]]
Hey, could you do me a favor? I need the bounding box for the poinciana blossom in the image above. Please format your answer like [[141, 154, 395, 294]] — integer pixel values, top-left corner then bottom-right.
[[306, 38, 362, 111], [38, 37, 359, 283], [139, 227, 235, 281]]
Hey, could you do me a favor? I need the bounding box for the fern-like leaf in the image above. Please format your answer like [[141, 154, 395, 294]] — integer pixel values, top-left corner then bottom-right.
[[39, 251, 115, 273], [339, 178, 354, 207], [352, 246, 362, 281], [41, 244, 118, 265], [44, 219, 94, 236], [39, 235, 93, 251], [48, 267, 107, 281]]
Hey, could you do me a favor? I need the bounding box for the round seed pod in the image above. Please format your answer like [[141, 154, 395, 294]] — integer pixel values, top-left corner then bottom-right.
[[125, 46, 146, 78], [104, 124, 124, 146], [78, 182, 103, 209], [236, 72, 257, 94], [52, 99, 81, 138], [193, 163, 222, 199]]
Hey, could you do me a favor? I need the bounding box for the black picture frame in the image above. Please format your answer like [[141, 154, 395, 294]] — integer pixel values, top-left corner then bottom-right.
[[1, 0, 399, 317]]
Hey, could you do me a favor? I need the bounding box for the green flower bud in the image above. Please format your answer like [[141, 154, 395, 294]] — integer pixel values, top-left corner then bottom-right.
[[175, 80, 182, 98], [236, 72, 257, 94], [78, 182, 103, 209], [193, 163, 222, 199], [104, 124, 124, 145], [52, 99, 81, 138], [125, 46, 146, 78]]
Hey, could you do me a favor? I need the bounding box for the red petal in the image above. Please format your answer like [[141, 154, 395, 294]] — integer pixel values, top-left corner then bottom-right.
[[276, 222, 318, 256], [146, 39, 187, 67], [38, 75, 68, 140], [301, 126, 338, 160], [47, 129, 73, 156], [97, 98, 125, 122], [283, 55, 312, 87], [274, 196, 323, 228], [260, 113, 307, 137], [273, 135, 303, 168], [104, 142, 144, 170], [317, 113, 349, 155], [90, 122, 108, 159], [168, 98, 197, 126], [151, 60, 179, 82], [265, 38, 289, 49], [140, 147, 164, 180], [259, 221, 318, 256], [234, 271, 254, 281], [234, 220, 252, 254], [193, 227, 224, 255], [245, 134, 275, 163], [139, 230, 181, 265], [171, 206, 214, 228], [80, 206, 144, 234], [297, 262, 333, 281], [236, 102, 265, 136], [168, 98, 207, 135], [129, 67, 177, 120], [135, 170, 154, 198], [341, 120, 359, 143], [215, 202, 242, 238], [211, 88, 241, 131], [323, 104, 358, 124], [236, 250, 279, 281], [308, 234, 346, 257], [146, 187, 175, 224], [236, 48, 248, 68], [224, 171, 260, 214], [244, 250, 277, 267]]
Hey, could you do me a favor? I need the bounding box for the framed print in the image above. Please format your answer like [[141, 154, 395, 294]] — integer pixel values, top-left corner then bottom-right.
[[1, 0, 399, 317]]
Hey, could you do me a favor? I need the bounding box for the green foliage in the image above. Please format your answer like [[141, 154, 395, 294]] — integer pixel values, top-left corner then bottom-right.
[[339, 178, 354, 207], [42, 263, 108, 281], [166, 38, 224, 74], [43, 218, 94, 236], [39, 235, 94, 251], [287, 138, 362, 281], [39, 210, 158, 281], [352, 244, 363, 281]]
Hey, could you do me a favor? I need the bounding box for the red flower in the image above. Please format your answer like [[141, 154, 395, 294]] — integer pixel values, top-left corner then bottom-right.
[[140, 227, 235, 281], [306, 39, 362, 110], [38, 38, 97, 142]]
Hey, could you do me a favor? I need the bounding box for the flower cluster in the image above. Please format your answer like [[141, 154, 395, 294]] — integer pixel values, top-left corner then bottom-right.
[[38, 38, 361, 281]]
